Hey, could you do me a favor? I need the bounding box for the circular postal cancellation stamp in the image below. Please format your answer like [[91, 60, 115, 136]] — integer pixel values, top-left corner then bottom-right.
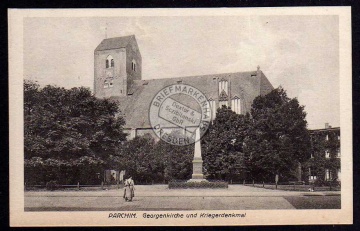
[[149, 84, 212, 146]]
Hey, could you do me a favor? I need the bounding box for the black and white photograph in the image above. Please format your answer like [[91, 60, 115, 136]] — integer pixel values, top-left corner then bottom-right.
[[9, 7, 352, 226]]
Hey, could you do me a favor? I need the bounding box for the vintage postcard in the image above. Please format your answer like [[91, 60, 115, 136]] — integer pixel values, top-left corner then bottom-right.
[[9, 7, 352, 226]]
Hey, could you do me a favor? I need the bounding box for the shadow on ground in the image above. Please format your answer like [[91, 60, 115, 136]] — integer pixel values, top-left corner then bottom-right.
[[284, 195, 341, 209]]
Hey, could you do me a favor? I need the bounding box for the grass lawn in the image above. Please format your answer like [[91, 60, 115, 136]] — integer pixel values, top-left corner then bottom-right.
[[284, 195, 341, 209], [248, 184, 340, 192]]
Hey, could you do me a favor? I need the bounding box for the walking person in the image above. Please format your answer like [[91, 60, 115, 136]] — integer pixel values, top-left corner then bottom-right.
[[123, 176, 135, 202]]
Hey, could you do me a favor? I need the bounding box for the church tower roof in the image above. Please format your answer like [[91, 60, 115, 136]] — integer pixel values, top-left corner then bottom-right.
[[95, 35, 136, 51]]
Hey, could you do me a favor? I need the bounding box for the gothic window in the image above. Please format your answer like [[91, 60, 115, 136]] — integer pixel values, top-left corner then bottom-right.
[[325, 134, 329, 141], [218, 78, 229, 108], [218, 78, 228, 95], [209, 99, 216, 120], [106, 55, 114, 69], [132, 60, 136, 72], [231, 96, 242, 114], [219, 89, 228, 108], [211, 100, 216, 119]]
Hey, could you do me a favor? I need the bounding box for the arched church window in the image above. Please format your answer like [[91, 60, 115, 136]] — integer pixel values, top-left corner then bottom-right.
[[219, 87, 229, 108], [219, 78, 229, 95], [231, 96, 242, 114], [208, 99, 216, 120], [132, 60, 136, 72], [218, 78, 229, 108], [106, 55, 114, 69]]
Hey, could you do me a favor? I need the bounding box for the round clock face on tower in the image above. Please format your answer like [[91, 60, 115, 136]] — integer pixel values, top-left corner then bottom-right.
[[106, 70, 113, 78]]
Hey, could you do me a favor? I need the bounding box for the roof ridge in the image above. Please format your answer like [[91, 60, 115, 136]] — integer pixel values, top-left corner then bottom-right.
[[135, 70, 258, 82], [102, 35, 134, 41]]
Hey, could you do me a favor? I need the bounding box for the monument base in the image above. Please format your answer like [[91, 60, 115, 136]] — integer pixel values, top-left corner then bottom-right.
[[188, 158, 207, 182], [187, 178, 208, 182]]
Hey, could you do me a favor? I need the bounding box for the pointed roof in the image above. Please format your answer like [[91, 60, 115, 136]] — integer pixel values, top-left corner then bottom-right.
[[219, 90, 228, 101], [95, 35, 135, 51]]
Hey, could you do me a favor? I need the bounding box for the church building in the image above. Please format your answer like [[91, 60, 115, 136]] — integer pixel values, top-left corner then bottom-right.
[[94, 35, 274, 139]]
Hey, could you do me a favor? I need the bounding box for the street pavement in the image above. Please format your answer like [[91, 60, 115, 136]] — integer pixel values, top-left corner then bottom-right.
[[24, 185, 340, 211]]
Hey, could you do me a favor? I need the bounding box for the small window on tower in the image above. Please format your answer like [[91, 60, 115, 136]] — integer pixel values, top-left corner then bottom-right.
[[104, 80, 109, 88], [132, 60, 136, 72], [106, 55, 113, 69]]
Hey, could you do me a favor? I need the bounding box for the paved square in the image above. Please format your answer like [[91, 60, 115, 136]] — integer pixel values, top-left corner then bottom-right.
[[24, 185, 340, 211]]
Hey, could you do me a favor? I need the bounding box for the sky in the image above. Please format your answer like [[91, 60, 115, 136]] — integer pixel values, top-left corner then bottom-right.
[[23, 15, 339, 129]]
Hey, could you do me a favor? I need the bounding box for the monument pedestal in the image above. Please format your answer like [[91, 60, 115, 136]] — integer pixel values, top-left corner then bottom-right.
[[188, 158, 207, 182]]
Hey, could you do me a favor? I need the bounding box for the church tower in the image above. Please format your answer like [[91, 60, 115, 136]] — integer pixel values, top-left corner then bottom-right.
[[94, 35, 142, 98]]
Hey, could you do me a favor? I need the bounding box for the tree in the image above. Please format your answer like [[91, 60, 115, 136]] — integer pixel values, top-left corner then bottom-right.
[[111, 134, 194, 184], [24, 80, 127, 184], [24, 156, 105, 185], [115, 136, 157, 183], [24, 81, 127, 160], [151, 138, 194, 182], [244, 87, 311, 182], [202, 106, 249, 181]]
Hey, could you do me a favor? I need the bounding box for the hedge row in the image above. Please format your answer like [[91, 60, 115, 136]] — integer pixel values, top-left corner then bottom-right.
[[168, 181, 228, 189]]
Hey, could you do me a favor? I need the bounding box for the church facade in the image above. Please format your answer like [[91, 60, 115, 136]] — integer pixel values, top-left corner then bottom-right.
[[94, 35, 274, 139]]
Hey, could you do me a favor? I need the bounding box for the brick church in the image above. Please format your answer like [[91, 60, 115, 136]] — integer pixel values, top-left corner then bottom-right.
[[94, 35, 274, 139]]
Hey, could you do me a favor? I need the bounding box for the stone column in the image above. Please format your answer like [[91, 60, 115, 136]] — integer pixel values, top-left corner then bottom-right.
[[188, 128, 207, 182]]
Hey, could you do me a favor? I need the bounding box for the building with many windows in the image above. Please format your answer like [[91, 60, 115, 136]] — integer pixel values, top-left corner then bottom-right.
[[94, 35, 274, 138], [306, 123, 341, 184]]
